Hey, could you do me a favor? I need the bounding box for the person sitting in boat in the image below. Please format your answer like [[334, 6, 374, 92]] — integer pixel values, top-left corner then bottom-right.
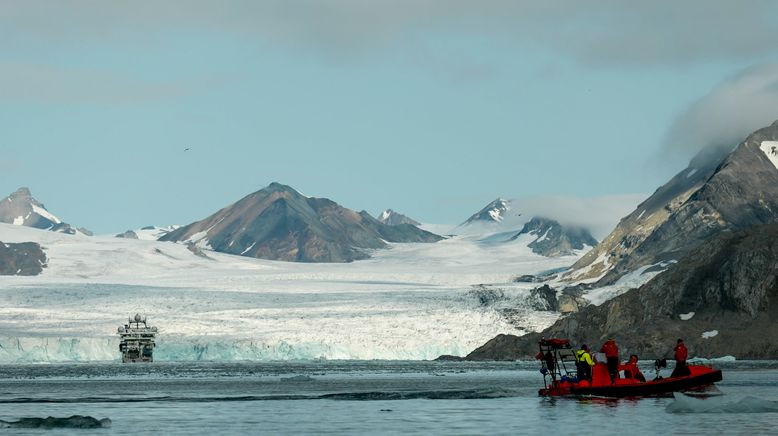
[[600, 338, 620, 383], [575, 344, 595, 381], [620, 354, 646, 382], [671, 338, 691, 377]]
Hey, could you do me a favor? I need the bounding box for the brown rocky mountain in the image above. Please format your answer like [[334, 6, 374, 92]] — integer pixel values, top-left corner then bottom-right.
[[160, 183, 443, 262], [0, 187, 88, 235], [466, 221, 778, 360], [566, 119, 778, 285], [0, 241, 47, 275]]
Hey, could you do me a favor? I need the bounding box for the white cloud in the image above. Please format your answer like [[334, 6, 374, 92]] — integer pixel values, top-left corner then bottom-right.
[[662, 63, 778, 161]]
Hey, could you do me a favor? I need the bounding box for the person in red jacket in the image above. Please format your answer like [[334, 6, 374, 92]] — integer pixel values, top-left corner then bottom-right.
[[600, 338, 619, 383], [620, 354, 646, 382], [671, 338, 691, 377]]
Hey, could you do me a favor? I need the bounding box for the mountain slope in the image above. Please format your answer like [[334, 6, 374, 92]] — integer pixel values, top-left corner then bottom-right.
[[566, 119, 778, 284], [0, 241, 47, 275], [466, 221, 778, 360], [461, 198, 512, 226], [0, 187, 87, 235], [377, 209, 421, 226], [512, 217, 597, 257], [160, 183, 443, 262]]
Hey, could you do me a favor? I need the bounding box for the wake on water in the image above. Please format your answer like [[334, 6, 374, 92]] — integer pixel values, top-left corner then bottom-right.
[[667, 392, 778, 414]]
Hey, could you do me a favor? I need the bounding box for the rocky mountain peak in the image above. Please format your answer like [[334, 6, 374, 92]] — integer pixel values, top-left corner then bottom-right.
[[512, 217, 598, 257], [565, 118, 778, 285], [462, 198, 512, 225], [377, 209, 421, 227], [160, 182, 442, 262]]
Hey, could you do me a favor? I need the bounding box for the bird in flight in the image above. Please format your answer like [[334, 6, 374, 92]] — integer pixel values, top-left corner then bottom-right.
[[184, 148, 191, 152]]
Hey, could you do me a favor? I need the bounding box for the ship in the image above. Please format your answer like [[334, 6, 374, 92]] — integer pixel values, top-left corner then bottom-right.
[[117, 314, 157, 363]]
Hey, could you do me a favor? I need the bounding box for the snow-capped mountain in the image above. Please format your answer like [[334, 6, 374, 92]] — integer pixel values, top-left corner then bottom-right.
[[160, 182, 443, 262], [0, 187, 90, 235], [462, 198, 512, 225], [377, 209, 421, 226], [511, 217, 598, 257], [566, 118, 778, 285]]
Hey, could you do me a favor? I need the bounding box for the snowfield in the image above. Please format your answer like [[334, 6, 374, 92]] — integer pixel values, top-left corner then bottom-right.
[[0, 224, 582, 362]]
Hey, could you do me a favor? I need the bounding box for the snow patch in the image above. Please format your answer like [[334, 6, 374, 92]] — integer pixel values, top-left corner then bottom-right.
[[686, 168, 698, 178], [12, 215, 24, 225], [702, 330, 719, 339], [679, 312, 695, 321], [31, 204, 61, 224], [759, 141, 778, 170], [584, 261, 673, 305]]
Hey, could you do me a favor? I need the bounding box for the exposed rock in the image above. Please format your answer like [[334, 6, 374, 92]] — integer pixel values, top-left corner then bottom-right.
[[160, 182, 442, 263], [0, 241, 47, 275], [566, 119, 778, 284], [377, 209, 421, 226], [465, 221, 778, 360], [528, 285, 558, 311], [0, 187, 87, 235], [512, 217, 597, 257], [461, 198, 512, 225], [115, 230, 138, 239]]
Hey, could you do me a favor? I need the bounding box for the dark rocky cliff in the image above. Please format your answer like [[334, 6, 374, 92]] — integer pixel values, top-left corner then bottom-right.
[[0, 241, 47, 275], [466, 221, 778, 360]]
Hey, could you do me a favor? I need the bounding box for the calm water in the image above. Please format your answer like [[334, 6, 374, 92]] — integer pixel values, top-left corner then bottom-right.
[[1, 361, 777, 435]]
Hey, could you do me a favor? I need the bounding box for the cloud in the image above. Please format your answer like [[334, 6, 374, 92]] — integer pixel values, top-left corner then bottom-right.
[[0, 61, 220, 105], [508, 194, 646, 240], [661, 63, 778, 162], [2, 1, 778, 66]]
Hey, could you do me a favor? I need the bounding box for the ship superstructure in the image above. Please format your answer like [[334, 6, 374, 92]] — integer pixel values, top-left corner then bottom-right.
[[118, 314, 157, 363]]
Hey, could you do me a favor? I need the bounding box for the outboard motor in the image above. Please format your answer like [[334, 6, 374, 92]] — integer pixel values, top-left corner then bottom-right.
[[654, 358, 667, 380]]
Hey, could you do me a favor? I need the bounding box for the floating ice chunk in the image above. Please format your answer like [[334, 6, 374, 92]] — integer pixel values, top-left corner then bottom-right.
[[701, 330, 719, 339], [679, 312, 695, 321]]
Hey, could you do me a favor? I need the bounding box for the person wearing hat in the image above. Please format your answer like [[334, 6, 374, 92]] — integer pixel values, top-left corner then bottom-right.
[[575, 344, 595, 381], [671, 338, 691, 377]]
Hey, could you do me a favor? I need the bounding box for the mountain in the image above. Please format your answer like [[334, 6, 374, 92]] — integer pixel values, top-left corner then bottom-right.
[[465, 221, 778, 360], [377, 209, 421, 227], [0, 241, 47, 275], [566, 119, 778, 285], [462, 198, 512, 226], [0, 187, 89, 235], [159, 182, 443, 262], [511, 217, 598, 257]]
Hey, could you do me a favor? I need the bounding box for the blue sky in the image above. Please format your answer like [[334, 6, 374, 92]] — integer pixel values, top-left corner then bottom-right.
[[2, 1, 778, 233]]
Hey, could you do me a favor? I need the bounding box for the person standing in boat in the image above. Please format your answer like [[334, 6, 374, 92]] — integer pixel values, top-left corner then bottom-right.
[[621, 354, 646, 382], [600, 338, 619, 383], [671, 338, 691, 377], [575, 344, 595, 381]]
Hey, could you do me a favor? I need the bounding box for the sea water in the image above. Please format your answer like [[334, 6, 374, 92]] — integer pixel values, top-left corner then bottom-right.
[[1, 361, 777, 435]]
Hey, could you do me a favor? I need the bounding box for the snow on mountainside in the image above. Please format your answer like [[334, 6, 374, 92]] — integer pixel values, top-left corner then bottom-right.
[[0, 187, 89, 235], [0, 223, 583, 362], [461, 198, 512, 226], [565, 119, 778, 285], [511, 217, 598, 257], [377, 209, 421, 226], [160, 183, 442, 263]]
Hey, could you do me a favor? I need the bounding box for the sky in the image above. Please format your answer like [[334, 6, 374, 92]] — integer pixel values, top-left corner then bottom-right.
[[2, 1, 778, 234]]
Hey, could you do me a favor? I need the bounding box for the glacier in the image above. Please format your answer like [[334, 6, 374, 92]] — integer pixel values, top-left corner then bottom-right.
[[0, 223, 580, 363]]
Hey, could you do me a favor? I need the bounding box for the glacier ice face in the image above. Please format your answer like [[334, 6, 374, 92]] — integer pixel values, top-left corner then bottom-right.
[[0, 223, 583, 363]]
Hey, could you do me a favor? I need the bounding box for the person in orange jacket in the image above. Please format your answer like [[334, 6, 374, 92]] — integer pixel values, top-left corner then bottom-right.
[[671, 338, 691, 377], [600, 338, 619, 383], [620, 354, 646, 382]]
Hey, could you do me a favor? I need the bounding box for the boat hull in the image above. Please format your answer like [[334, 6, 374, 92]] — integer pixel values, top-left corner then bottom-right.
[[539, 366, 722, 398]]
